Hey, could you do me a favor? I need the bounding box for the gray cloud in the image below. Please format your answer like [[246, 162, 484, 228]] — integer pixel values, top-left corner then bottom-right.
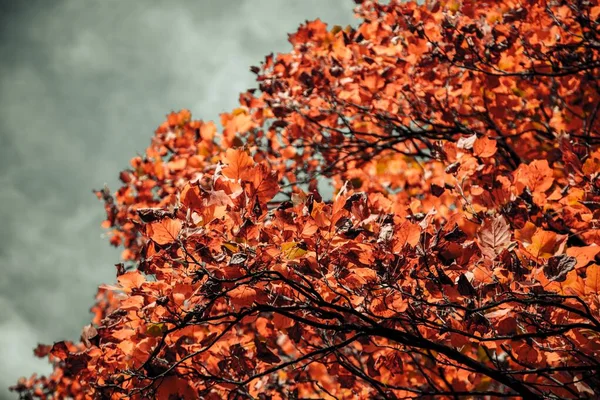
[[0, 1, 355, 397]]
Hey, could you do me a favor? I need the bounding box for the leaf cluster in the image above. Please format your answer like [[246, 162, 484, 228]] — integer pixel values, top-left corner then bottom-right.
[[12, 1, 600, 399]]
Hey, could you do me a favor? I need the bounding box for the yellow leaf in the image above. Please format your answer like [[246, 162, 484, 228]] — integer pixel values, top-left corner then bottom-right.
[[477, 346, 491, 362], [527, 229, 566, 259], [511, 87, 525, 97], [330, 25, 343, 35], [281, 242, 307, 260], [146, 323, 167, 337], [447, 0, 460, 12], [231, 107, 247, 116], [223, 242, 239, 253]]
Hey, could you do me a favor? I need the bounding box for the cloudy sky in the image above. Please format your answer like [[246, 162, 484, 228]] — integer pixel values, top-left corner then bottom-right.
[[0, 1, 355, 397]]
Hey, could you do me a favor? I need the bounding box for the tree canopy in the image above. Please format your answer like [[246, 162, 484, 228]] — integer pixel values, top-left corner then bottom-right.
[[12, 0, 600, 398]]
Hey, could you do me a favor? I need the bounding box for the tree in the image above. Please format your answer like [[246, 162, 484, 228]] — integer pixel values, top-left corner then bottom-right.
[[11, 0, 600, 398]]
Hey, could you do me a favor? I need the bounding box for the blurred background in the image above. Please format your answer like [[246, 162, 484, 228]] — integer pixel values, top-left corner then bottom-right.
[[0, 1, 355, 397]]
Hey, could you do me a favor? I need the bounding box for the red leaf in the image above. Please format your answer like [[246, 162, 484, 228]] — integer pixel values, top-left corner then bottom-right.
[[251, 164, 279, 204], [228, 286, 256, 311], [33, 344, 52, 358], [50, 341, 69, 361]]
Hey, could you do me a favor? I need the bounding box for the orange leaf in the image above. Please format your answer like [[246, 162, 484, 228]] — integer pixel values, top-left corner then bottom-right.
[[148, 218, 182, 245], [228, 286, 256, 310], [206, 190, 235, 208], [120, 295, 144, 311], [200, 120, 217, 141], [301, 220, 319, 239], [566, 245, 600, 269], [117, 270, 145, 292], [180, 184, 204, 211], [473, 137, 497, 158], [560, 269, 586, 297], [514, 343, 539, 364], [393, 221, 421, 252], [345, 267, 378, 288], [585, 264, 600, 294], [156, 376, 196, 399], [251, 164, 279, 204], [222, 148, 254, 180], [527, 228, 566, 259], [514, 160, 554, 194]]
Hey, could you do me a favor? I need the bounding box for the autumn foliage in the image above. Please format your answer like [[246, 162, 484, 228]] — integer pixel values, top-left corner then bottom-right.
[[12, 0, 600, 398]]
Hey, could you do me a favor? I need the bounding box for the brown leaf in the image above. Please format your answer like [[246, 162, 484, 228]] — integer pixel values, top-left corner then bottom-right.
[[377, 223, 394, 243], [457, 134, 477, 150], [137, 208, 173, 223], [64, 351, 91, 377], [50, 341, 70, 360], [457, 273, 476, 296], [477, 215, 512, 259], [430, 183, 445, 197], [33, 344, 52, 358], [544, 254, 576, 282], [80, 325, 99, 348], [254, 339, 281, 364], [229, 252, 248, 266]]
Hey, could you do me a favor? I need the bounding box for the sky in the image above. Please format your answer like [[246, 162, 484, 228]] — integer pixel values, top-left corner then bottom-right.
[[0, 1, 356, 397]]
